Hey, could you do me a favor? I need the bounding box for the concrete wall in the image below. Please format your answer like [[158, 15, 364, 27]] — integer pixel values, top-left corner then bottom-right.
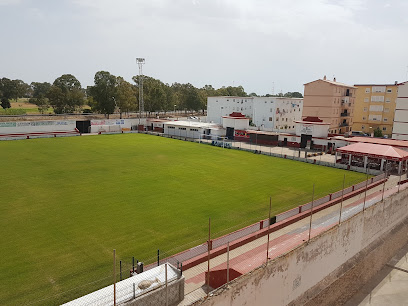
[[125, 276, 184, 306], [200, 187, 408, 306], [392, 82, 408, 140]]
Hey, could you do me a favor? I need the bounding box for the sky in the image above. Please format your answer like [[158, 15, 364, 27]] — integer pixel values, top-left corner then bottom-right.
[[0, 0, 407, 95]]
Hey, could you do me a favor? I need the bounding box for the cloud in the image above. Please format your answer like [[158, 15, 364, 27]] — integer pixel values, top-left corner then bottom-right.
[[0, 0, 22, 5]]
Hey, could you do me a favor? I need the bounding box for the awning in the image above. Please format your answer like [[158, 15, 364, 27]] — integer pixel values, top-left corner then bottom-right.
[[336, 143, 408, 161]]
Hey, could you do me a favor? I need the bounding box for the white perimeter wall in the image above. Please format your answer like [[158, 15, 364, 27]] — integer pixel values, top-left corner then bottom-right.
[[202, 187, 408, 306], [90, 119, 141, 133], [0, 120, 76, 134]]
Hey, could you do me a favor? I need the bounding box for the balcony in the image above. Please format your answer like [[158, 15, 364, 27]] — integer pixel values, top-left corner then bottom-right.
[[340, 112, 350, 117], [340, 122, 349, 127]]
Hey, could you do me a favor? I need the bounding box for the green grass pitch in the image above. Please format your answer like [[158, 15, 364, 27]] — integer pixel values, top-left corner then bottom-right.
[[0, 133, 367, 304]]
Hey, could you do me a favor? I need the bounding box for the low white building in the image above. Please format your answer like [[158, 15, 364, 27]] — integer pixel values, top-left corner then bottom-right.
[[207, 96, 303, 132], [392, 81, 408, 140], [163, 121, 225, 139]]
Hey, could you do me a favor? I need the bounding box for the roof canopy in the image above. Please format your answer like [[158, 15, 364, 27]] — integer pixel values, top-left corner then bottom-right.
[[347, 137, 408, 149], [337, 143, 408, 161]]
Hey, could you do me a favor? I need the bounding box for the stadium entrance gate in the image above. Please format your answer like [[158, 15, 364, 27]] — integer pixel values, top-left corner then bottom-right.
[[76, 120, 91, 133]]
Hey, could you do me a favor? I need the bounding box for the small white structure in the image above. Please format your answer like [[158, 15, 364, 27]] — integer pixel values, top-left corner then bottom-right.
[[62, 264, 183, 306], [392, 81, 408, 140], [207, 96, 303, 132], [163, 120, 225, 139]]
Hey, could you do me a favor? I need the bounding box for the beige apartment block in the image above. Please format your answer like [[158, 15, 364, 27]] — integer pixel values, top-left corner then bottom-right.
[[352, 82, 398, 137], [303, 76, 356, 135]]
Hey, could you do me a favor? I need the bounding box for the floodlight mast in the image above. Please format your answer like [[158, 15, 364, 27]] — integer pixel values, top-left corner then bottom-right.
[[136, 58, 145, 118]]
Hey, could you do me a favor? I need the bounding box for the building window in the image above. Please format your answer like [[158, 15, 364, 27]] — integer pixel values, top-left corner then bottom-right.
[[276, 118, 279, 121], [362, 125, 365, 129], [365, 88, 370, 93], [387, 89, 392, 93], [363, 107, 368, 112], [384, 108, 390, 112], [371, 96, 385, 102], [364, 97, 369, 102], [362, 116, 367, 120], [372, 86, 386, 93], [269, 117, 273, 121], [383, 127, 387, 131], [385, 99, 391, 103], [383, 118, 388, 122]]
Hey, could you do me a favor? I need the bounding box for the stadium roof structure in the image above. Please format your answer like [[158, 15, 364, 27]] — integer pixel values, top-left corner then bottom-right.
[[337, 143, 408, 161], [346, 137, 408, 150]]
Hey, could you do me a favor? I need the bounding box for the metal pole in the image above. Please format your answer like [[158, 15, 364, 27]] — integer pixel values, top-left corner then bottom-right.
[[133, 283, 136, 299], [339, 174, 345, 224], [308, 184, 315, 242], [207, 217, 211, 295], [113, 249, 116, 306], [226, 242, 230, 284], [157, 249, 160, 266], [165, 263, 168, 306], [382, 164, 387, 202], [363, 169, 369, 211], [132, 257, 135, 273], [120, 260, 122, 281], [266, 197, 271, 262], [398, 167, 402, 193]]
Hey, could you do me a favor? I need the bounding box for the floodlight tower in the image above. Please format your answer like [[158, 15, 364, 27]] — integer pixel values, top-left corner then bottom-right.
[[136, 58, 145, 117]]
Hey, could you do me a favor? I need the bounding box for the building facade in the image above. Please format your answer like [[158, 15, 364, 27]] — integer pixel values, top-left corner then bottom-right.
[[352, 83, 398, 137], [302, 77, 356, 135], [207, 96, 303, 133], [392, 82, 408, 140]]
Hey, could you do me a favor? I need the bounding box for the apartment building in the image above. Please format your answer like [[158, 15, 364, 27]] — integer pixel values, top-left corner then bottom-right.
[[392, 81, 408, 140], [352, 82, 398, 137], [303, 76, 356, 135], [207, 96, 303, 132]]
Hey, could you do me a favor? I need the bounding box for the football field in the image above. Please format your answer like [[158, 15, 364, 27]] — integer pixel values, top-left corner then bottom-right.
[[0, 133, 367, 304]]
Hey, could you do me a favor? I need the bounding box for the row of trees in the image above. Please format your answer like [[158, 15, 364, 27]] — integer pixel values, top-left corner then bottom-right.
[[0, 74, 303, 116]]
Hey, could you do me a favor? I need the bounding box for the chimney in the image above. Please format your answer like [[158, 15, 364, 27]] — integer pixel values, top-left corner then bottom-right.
[[323, 75, 327, 80], [333, 77, 336, 82]]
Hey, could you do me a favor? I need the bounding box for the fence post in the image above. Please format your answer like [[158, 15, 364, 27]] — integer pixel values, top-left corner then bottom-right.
[[113, 249, 116, 306], [308, 184, 315, 242], [120, 260, 122, 281], [207, 217, 211, 295], [165, 263, 168, 306], [339, 174, 345, 224], [363, 169, 369, 211], [225, 241, 229, 285], [157, 249, 160, 266], [266, 197, 271, 263]]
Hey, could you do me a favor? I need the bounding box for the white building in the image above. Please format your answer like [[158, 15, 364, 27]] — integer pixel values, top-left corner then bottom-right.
[[207, 96, 303, 132], [163, 120, 225, 139], [392, 82, 408, 140]]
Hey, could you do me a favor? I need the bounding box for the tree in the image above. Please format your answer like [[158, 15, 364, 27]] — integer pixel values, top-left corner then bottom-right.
[[88, 71, 117, 117], [284, 91, 303, 98], [12, 79, 30, 101], [115, 76, 137, 118], [0, 78, 14, 109], [30, 82, 51, 114], [374, 127, 383, 138], [48, 74, 84, 114]]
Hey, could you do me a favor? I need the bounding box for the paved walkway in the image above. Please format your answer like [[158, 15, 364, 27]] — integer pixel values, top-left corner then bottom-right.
[[345, 243, 408, 306]]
